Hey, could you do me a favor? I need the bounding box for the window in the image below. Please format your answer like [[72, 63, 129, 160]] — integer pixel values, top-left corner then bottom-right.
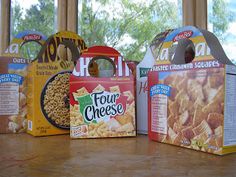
[[208, 0, 236, 63], [78, 0, 183, 61], [10, 0, 57, 39]]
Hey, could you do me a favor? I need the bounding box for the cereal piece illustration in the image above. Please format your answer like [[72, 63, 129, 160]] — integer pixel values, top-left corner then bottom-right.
[[42, 72, 71, 128], [126, 101, 135, 117], [179, 110, 189, 126], [116, 114, 133, 125], [193, 104, 207, 127], [207, 113, 224, 130], [192, 120, 212, 136], [168, 127, 178, 143], [106, 118, 121, 131], [116, 122, 134, 132], [109, 85, 121, 93], [169, 100, 179, 117], [73, 87, 89, 100], [93, 84, 105, 93], [123, 90, 134, 102], [181, 126, 195, 140], [214, 126, 223, 137], [167, 114, 176, 129]]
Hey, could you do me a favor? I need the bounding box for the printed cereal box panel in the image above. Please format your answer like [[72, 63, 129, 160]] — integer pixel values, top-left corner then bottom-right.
[[148, 26, 236, 155], [27, 31, 87, 136], [0, 31, 47, 134], [136, 29, 174, 134], [70, 46, 136, 138]]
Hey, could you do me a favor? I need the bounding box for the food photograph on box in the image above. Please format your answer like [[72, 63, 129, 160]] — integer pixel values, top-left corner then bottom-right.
[[0, 31, 47, 134], [148, 26, 236, 155], [70, 46, 136, 138], [1, 0, 236, 175], [26, 31, 87, 136]]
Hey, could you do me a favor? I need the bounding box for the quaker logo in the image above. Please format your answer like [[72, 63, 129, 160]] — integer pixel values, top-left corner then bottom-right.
[[139, 67, 151, 78], [173, 30, 193, 42], [23, 34, 42, 41], [76, 91, 126, 123]]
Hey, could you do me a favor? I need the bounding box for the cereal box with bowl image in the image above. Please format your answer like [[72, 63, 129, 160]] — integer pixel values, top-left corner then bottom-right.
[[148, 26, 236, 155], [0, 31, 47, 133], [70, 46, 136, 138], [27, 31, 87, 136]]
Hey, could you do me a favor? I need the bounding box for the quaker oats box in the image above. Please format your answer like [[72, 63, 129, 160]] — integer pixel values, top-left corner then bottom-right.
[[0, 31, 46, 133], [148, 26, 236, 155], [136, 29, 173, 134], [26, 31, 87, 136], [70, 46, 136, 138]]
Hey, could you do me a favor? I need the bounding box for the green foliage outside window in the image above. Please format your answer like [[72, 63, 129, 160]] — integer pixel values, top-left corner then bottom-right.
[[11, 0, 56, 38], [10, 0, 235, 61], [78, 0, 182, 61]]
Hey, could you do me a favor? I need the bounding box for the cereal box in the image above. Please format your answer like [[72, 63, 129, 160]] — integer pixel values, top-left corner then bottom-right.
[[0, 31, 47, 133], [70, 46, 136, 138], [148, 26, 236, 155], [136, 29, 173, 134], [27, 31, 87, 136]]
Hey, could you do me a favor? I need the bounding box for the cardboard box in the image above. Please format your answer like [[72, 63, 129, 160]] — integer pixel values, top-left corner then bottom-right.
[[0, 31, 47, 133], [148, 26, 236, 155], [70, 46, 136, 138], [136, 29, 173, 134], [27, 31, 87, 136]]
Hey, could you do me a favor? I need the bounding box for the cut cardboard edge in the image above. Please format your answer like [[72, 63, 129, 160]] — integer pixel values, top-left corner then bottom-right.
[[136, 29, 174, 77], [171, 27, 234, 65], [199, 28, 233, 65], [3, 30, 47, 59], [35, 31, 87, 63], [88, 55, 116, 78], [149, 29, 174, 60], [73, 45, 131, 77], [136, 47, 155, 69]]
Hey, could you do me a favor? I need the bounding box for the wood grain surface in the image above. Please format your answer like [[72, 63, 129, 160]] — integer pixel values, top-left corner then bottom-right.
[[0, 134, 236, 177]]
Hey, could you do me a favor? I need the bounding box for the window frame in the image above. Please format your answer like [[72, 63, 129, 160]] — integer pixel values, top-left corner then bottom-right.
[[0, 0, 206, 55], [0, 0, 10, 54]]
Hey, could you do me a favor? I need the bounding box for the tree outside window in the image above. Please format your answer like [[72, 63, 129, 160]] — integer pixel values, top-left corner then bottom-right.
[[10, 0, 57, 39], [208, 0, 236, 63], [78, 0, 183, 61], [10, 0, 57, 59]]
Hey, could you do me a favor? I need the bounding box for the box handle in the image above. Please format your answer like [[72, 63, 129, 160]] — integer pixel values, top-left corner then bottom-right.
[[88, 55, 116, 77], [171, 28, 234, 65]]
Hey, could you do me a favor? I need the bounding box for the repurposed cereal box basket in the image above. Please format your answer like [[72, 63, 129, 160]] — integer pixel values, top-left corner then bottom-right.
[[27, 31, 87, 136], [148, 26, 236, 155], [70, 46, 136, 138], [0, 31, 46, 133]]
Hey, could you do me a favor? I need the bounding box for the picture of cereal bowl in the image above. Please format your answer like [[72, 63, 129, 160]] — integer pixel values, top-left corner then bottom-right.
[[40, 71, 72, 129]]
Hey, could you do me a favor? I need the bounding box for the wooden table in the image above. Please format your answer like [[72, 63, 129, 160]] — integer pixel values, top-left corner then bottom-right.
[[0, 134, 236, 177]]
